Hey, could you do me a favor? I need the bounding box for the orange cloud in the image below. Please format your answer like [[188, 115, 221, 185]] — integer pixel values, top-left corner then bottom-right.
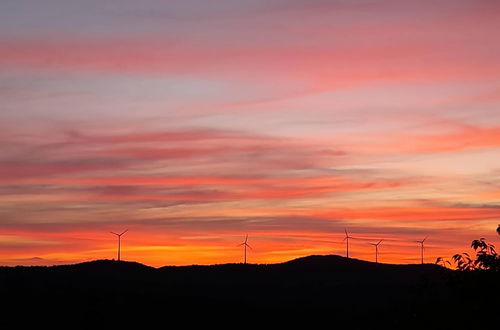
[[328, 123, 500, 154], [315, 205, 500, 222]]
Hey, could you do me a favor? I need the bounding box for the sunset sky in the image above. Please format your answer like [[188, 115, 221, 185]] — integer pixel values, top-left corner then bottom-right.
[[1, 0, 499, 267]]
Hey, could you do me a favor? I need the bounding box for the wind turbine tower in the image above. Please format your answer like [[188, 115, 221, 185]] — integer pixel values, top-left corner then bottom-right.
[[343, 229, 354, 259], [238, 235, 252, 264], [110, 229, 128, 261], [416, 236, 428, 264], [369, 239, 383, 263]]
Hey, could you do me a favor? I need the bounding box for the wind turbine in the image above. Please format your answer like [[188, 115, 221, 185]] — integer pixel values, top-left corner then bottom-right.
[[238, 234, 252, 264], [369, 239, 383, 263], [110, 229, 128, 261], [343, 229, 354, 259], [415, 236, 428, 264]]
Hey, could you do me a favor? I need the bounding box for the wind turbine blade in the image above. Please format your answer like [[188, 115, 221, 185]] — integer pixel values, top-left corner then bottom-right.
[[120, 229, 129, 236], [377, 239, 383, 245], [422, 236, 428, 243], [110, 232, 119, 236], [344, 228, 348, 237], [245, 234, 248, 243], [246, 243, 253, 250], [237, 243, 245, 247]]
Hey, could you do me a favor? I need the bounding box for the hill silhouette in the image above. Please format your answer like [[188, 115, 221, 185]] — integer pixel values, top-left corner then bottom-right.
[[0, 255, 497, 326]]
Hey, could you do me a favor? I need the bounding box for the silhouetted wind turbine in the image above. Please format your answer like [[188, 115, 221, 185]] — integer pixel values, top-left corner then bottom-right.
[[110, 229, 128, 261], [369, 239, 383, 263], [343, 229, 354, 259], [238, 234, 252, 264], [415, 236, 428, 264]]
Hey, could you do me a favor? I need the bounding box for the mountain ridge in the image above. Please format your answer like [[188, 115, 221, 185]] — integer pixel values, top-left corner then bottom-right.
[[0, 253, 496, 326], [0, 254, 447, 271]]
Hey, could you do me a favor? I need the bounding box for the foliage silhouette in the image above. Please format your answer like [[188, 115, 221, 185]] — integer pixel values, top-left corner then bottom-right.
[[434, 257, 451, 268], [452, 238, 499, 271]]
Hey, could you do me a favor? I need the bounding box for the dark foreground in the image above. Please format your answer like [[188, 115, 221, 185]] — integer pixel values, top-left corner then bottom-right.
[[0, 255, 497, 326]]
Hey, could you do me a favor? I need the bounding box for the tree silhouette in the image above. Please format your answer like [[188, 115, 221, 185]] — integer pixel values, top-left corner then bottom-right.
[[452, 238, 499, 271], [435, 257, 451, 268]]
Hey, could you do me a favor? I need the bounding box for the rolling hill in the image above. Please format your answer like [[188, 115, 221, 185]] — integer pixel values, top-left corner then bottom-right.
[[0, 255, 496, 326]]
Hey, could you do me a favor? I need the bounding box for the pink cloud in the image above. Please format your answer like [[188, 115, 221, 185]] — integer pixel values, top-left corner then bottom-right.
[[1, 22, 498, 84]]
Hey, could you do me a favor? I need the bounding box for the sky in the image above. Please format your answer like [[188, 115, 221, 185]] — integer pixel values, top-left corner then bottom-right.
[[1, 0, 499, 267]]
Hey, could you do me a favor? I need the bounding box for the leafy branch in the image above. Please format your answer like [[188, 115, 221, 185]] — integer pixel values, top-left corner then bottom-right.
[[452, 238, 499, 271]]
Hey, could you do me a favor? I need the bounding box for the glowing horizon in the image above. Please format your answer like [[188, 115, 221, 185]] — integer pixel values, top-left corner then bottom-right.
[[1, 0, 499, 267]]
